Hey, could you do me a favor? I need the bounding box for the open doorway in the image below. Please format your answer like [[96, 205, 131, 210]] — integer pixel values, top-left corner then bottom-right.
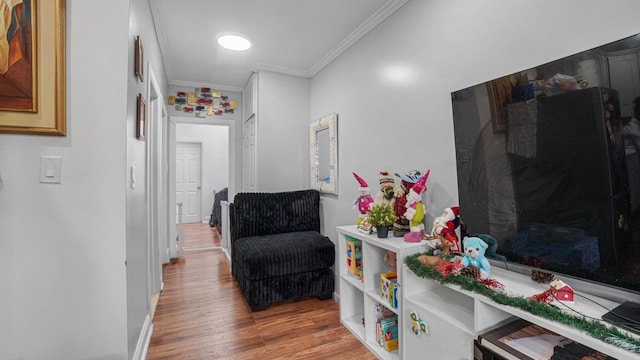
[[170, 119, 234, 253]]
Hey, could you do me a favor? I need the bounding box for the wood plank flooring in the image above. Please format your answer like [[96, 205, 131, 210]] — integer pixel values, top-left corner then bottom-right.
[[147, 223, 375, 360]]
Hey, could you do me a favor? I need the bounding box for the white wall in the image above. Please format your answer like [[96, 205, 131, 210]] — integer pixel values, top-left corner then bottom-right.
[[0, 0, 168, 358], [0, 0, 131, 359], [307, 0, 640, 292], [256, 70, 310, 192], [177, 123, 229, 221], [126, 0, 169, 358]]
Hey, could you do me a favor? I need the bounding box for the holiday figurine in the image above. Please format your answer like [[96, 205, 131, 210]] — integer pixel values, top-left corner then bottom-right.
[[403, 170, 430, 242], [431, 206, 461, 253], [392, 170, 424, 237], [352, 172, 374, 227], [374, 170, 396, 207]]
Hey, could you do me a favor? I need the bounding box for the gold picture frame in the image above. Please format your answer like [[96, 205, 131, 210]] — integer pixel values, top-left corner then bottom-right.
[[0, 0, 65, 136]]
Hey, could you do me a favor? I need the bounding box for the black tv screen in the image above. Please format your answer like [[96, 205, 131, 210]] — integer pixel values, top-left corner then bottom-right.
[[451, 33, 640, 294]]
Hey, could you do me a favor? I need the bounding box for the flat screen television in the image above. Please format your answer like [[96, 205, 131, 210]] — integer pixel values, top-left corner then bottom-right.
[[451, 33, 640, 334]]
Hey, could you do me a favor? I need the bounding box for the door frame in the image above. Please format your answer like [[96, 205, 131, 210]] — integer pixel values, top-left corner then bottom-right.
[[146, 65, 166, 299], [168, 116, 237, 252]]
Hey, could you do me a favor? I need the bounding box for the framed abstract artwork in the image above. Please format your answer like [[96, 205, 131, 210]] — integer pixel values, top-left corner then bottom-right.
[[0, 0, 66, 135]]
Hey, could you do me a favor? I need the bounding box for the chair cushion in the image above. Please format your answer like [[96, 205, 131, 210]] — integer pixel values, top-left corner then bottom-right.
[[234, 231, 335, 280]]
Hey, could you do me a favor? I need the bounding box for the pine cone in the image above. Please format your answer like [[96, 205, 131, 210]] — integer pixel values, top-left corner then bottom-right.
[[460, 265, 480, 279], [531, 269, 554, 283]]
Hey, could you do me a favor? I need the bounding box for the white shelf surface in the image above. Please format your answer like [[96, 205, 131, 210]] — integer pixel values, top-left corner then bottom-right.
[[364, 339, 399, 360], [337, 225, 427, 253], [341, 273, 364, 291], [366, 289, 398, 315], [417, 265, 640, 360], [341, 314, 365, 342], [405, 286, 475, 337]]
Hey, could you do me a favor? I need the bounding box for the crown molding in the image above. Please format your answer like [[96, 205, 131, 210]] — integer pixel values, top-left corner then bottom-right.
[[149, 1, 175, 83], [255, 63, 311, 78], [169, 80, 244, 93], [309, 0, 408, 77]]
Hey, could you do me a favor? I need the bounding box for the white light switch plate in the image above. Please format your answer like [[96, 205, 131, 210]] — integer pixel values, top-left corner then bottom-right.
[[40, 156, 62, 183]]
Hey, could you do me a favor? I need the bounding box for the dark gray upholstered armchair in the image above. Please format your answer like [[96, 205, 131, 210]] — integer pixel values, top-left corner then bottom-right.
[[230, 190, 335, 311]]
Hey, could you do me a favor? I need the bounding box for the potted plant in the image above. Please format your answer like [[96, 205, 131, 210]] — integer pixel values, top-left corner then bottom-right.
[[367, 203, 397, 238]]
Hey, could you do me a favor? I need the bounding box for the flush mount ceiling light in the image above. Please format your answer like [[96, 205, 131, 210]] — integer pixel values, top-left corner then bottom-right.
[[217, 33, 252, 51]]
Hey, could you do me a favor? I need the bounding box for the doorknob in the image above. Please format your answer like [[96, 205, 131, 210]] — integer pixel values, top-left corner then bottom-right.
[[197, 186, 201, 190]]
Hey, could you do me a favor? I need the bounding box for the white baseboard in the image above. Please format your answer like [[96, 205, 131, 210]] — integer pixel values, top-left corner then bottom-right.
[[333, 292, 340, 303], [132, 313, 153, 360]]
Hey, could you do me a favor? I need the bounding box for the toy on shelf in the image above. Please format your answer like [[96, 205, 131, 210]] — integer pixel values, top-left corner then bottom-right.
[[460, 236, 491, 279], [417, 238, 452, 268], [380, 272, 398, 308], [430, 206, 461, 252], [550, 279, 574, 304], [403, 170, 430, 242], [352, 172, 374, 228], [384, 250, 397, 273], [374, 170, 395, 207], [345, 236, 363, 281], [392, 170, 424, 237]]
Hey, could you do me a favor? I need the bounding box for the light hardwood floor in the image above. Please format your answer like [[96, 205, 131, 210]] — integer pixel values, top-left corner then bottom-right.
[[146, 222, 375, 360]]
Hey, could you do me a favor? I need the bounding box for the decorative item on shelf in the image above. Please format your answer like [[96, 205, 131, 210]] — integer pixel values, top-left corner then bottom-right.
[[384, 250, 397, 273], [392, 170, 424, 237], [430, 206, 461, 252], [531, 269, 554, 283], [460, 265, 481, 279], [417, 237, 454, 268], [403, 170, 430, 242], [374, 170, 395, 207], [352, 172, 374, 228], [379, 272, 398, 309], [367, 203, 397, 238], [460, 236, 491, 279], [410, 311, 428, 336], [345, 236, 363, 281], [550, 279, 574, 304]]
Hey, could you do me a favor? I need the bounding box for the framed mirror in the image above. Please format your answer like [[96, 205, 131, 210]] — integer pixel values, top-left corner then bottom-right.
[[310, 113, 338, 195]]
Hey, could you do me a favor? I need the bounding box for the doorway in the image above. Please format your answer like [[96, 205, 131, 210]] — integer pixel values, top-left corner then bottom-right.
[[171, 120, 233, 253]]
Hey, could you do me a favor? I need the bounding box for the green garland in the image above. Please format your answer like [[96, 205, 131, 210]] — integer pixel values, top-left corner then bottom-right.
[[405, 253, 640, 354]]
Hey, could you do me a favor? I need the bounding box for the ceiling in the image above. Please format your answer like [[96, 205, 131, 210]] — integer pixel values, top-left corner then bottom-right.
[[150, 0, 406, 90]]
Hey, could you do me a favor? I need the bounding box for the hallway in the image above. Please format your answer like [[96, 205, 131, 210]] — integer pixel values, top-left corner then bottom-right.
[[146, 223, 374, 359]]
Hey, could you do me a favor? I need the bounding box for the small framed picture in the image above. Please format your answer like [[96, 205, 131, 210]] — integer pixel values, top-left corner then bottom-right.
[[135, 35, 144, 82], [136, 93, 146, 140]]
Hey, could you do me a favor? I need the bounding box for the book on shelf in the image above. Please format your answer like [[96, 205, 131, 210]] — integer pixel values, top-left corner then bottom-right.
[[477, 318, 614, 360]]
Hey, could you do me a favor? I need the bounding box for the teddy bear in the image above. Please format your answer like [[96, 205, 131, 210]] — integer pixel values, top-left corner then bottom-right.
[[460, 236, 491, 279]]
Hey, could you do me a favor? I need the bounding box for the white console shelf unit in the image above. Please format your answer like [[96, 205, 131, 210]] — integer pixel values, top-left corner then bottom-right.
[[337, 225, 428, 360], [401, 262, 640, 360]]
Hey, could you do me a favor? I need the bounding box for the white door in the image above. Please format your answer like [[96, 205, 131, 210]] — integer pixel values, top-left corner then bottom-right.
[[176, 142, 202, 223], [243, 115, 257, 191]]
